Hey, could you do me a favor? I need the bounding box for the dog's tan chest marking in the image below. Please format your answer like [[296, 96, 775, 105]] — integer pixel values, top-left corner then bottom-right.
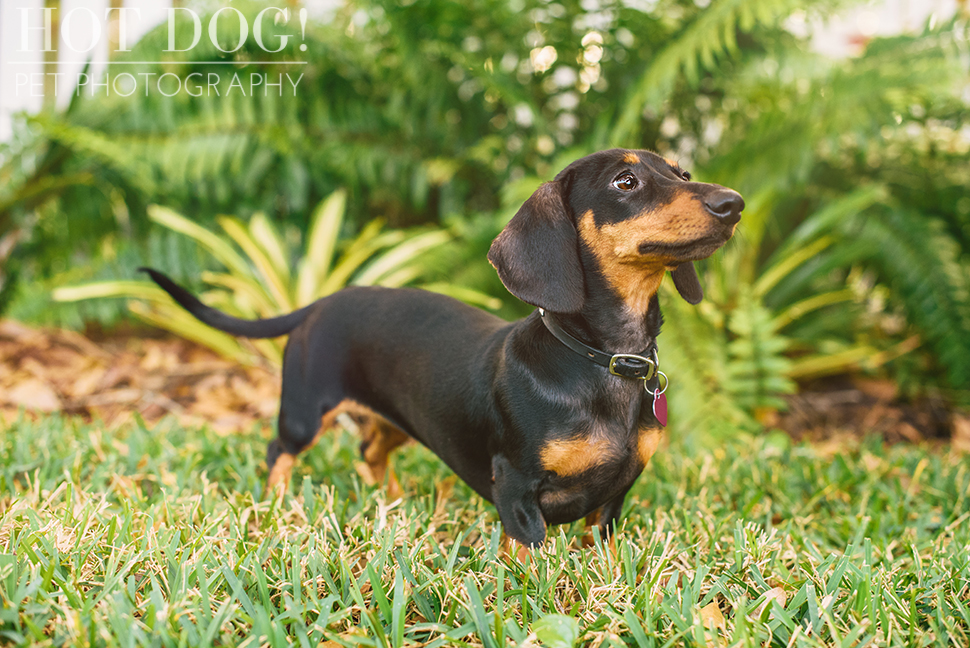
[[541, 422, 658, 477], [638, 426, 663, 466], [540, 436, 618, 476]]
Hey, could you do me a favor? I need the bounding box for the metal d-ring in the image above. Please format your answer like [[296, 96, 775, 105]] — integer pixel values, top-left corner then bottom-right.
[[645, 370, 668, 396]]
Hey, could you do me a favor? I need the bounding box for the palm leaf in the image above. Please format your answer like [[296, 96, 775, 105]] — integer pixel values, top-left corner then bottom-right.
[[127, 301, 251, 364], [295, 189, 347, 305], [148, 207, 252, 279], [353, 230, 452, 285], [52, 280, 170, 303], [770, 289, 855, 331], [322, 227, 404, 293], [199, 271, 278, 318], [420, 283, 503, 311], [217, 216, 293, 311], [248, 213, 291, 290]]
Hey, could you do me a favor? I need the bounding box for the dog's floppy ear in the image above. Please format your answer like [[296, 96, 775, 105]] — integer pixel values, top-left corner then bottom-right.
[[487, 181, 585, 312], [671, 263, 703, 304]]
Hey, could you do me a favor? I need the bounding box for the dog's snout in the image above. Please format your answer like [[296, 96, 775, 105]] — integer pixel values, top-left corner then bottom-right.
[[703, 191, 744, 226]]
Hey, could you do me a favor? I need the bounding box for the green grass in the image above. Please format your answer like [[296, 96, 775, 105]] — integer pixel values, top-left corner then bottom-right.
[[1, 414, 969, 647]]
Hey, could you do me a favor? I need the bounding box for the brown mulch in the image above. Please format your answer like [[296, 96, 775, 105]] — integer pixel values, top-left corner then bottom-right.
[[2, 319, 968, 452], [0, 319, 280, 432], [777, 376, 970, 452]]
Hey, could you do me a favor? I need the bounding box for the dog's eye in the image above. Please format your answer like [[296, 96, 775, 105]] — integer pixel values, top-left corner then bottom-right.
[[612, 172, 639, 192], [681, 171, 692, 181]]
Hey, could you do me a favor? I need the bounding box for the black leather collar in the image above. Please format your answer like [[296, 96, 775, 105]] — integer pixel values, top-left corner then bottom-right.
[[539, 309, 659, 382]]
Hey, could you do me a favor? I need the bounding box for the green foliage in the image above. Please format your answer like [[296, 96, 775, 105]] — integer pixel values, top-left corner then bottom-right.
[[53, 192, 496, 366], [5, 227, 211, 330], [657, 173, 963, 434], [2, 0, 970, 415], [3, 0, 671, 235], [533, 614, 581, 647], [617, 8, 970, 397], [725, 286, 796, 412], [836, 205, 970, 389], [695, 18, 970, 393], [2, 413, 970, 645], [709, 24, 968, 194], [656, 293, 757, 440], [611, 0, 821, 145]]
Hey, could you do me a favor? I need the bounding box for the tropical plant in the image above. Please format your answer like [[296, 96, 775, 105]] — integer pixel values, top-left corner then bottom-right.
[[54, 191, 499, 366], [0, 88, 140, 310], [3, 0, 797, 300], [0, 0, 598, 318], [657, 187, 926, 440], [601, 5, 970, 432], [5, 0, 969, 437]]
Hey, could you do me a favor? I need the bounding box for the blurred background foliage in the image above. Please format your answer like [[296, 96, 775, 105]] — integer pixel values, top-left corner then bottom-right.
[[1, 0, 968, 440]]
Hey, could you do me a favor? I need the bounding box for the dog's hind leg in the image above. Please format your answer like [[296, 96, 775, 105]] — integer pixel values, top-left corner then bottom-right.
[[266, 327, 354, 497], [265, 373, 349, 497], [265, 405, 335, 497], [353, 411, 410, 498], [265, 397, 410, 498], [266, 437, 297, 494]]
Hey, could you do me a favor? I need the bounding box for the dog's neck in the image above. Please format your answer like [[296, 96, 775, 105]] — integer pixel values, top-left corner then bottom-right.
[[547, 281, 663, 355]]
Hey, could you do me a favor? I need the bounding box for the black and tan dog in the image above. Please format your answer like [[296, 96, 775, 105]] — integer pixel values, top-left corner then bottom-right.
[[143, 148, 742, 547]]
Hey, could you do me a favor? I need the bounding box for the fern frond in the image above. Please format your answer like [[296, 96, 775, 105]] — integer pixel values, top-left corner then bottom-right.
[[710, 27, 966, 193], [846, 207, 970, 387], [659, 294, 756, 441], [611, 0, 803, 144], [725, 287, 796, 411]]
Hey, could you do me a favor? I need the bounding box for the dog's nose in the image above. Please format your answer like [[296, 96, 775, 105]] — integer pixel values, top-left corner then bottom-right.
[[704, 191, 744, 226]]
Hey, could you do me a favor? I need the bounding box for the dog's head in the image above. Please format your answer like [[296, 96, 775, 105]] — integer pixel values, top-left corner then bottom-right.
[[488, 148, 743, 314]]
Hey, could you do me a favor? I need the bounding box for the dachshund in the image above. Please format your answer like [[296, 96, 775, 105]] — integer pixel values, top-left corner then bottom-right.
[[142, 148, 743, 547]]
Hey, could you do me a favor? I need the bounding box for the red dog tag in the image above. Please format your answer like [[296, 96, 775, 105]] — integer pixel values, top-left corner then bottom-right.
[[652, 391, 667, 427]]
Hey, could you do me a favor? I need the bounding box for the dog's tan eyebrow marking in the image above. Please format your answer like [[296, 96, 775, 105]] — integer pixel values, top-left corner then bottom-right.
[[664, 157, 679, 169], [623, 152, 641, 165]]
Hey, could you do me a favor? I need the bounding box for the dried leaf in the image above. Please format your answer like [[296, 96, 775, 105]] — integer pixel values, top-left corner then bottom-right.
[[853, 377, 897, 401], [4, 379, 62, 411], [700, 600, 726, 633], [54, 523, 75, 552], [897, 422, 922, 443], [66, 365, 107, 399], [759, 587, 787, 619]]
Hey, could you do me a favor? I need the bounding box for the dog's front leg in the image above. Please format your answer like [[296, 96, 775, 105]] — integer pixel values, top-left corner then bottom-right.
[[582, 486, 631, 548], [491, 454, 546, 549]]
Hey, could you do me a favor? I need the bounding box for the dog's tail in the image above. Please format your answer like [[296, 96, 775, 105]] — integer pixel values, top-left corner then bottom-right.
[[140, 267, 312, 338]]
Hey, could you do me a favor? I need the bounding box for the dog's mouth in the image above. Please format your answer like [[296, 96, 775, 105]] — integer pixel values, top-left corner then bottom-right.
[[637, 230, 734, 261]]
